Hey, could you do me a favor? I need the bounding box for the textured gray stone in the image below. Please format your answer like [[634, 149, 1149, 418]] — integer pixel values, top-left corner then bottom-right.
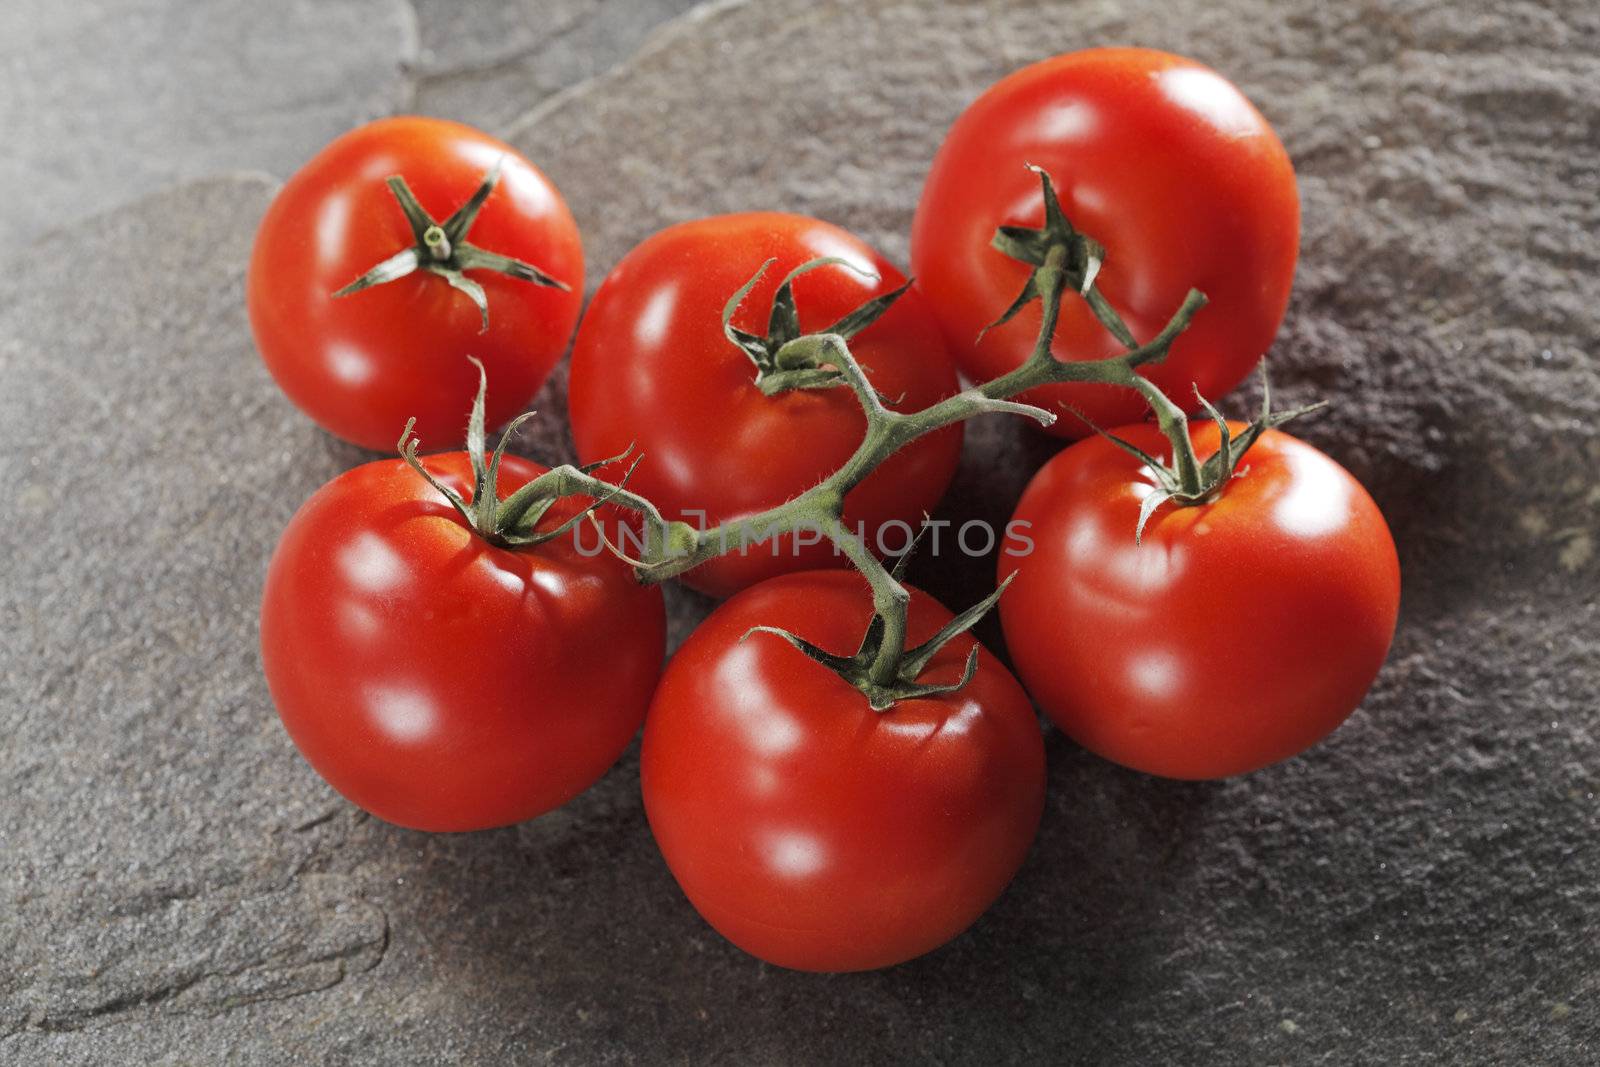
[[0, 0, 713, 254], [2, 0, 1598, 1063], [0, 0, 414, 246], [409, 0, 704, 132]]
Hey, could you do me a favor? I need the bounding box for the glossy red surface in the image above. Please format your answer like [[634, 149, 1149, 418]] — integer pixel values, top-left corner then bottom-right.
[[247, 117, 583, 451], [641, 571, 1045, 971], [260, 453, 664, 830], [912, 48, 1299, 436], [999, 423, 1400, 778]]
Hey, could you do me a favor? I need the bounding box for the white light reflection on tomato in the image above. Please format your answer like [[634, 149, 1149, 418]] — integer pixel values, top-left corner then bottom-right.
[[762, 830, 828, 879], [366, 685, 437, 744], [1156, 66, 1259, 138], [1272, 446, 1352, 539], [715, 642, 804, 758], [339, 531, 407, 594]]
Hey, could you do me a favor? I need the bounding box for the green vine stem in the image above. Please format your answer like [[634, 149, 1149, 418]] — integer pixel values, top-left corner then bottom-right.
[[408, 166, 1315, 709], [606, 168, 1210, 704], [1092, 368, 1327, 542], [400, 358, 694, 555]]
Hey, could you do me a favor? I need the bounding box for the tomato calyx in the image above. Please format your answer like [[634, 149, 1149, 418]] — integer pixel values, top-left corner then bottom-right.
[[984, 164, 1127, 346], [398, 358, 688, 553], [744, 546, 1015, 711], [978, 166, 1327, 541], [722, 257, 911, 400], [332, 159, 571, 332], [970, 167, 1207, 407], [1089, 366, 1328, 542]]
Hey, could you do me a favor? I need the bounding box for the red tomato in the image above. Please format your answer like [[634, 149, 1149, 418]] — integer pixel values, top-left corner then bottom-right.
[[260, 452, 664, 831], [247, 117, 583, 451], [641, 571, 1045, 971], [998, 422, 1399, 779], [566, 213, 963, 598], [911, 48, 1299, 436]]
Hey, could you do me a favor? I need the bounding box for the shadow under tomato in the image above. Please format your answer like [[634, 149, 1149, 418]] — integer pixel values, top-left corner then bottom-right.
[[375, 739, 722, 989], [904, 413, 1062, 664], [830, 733, 1221, 1053], [382, 715, 1221, 1062], [370, 409, 1228, 1058]]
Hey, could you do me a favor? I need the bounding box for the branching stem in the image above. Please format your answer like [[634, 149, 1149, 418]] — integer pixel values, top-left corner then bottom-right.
[[401, 167, 1289, 709], [637, 273, 1207, 587]]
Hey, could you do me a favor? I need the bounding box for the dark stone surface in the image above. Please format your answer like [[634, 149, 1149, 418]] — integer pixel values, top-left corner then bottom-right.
[[0, 0, 413, 246], [2, 0, 1597, 1063]]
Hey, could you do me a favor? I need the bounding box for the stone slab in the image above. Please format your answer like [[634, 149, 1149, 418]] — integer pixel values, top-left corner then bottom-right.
[[2, 0, 1597, 1062]]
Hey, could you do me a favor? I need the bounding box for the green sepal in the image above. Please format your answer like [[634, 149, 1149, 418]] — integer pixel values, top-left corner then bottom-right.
[[397, 417, 472, 524], [741, 574, 1012, 712], [394, 358, 574, 549], [889, 518, 932, 582], [719, 255, 911, 400], [721, 258, 777, 372], [430, 267, 490, 332], [576, 442, 637, 476], [1083, 364, 1330, 543], [742, 626, 861, 678], [898, 574, 1012, 680], [462, 356, 494, 529], [441, 157, 502, 244], [982, 165, 1131, 347], [824, 278, 913, 340], [1134, 487, 1175, 545], [884, 647, 981, 705], [978, 271, 1041, 340], [982, 165, 1085, 338], [330, 160, 569, 331], [766, 257, 866, 347], [332, 248, 420, 297], [455, 245, 568, 290], [385, 175, 434, 236], [502, 455, 643, 548]]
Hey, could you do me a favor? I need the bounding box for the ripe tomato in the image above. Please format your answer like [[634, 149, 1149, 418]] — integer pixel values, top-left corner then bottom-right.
[[911, 48, 1299, 436], [247, 117, 583, 451], [641, 571, 1045, 971], [260, 452, 664, 831], [998, 422, 1399, 779], [566, 213, 963, 598]]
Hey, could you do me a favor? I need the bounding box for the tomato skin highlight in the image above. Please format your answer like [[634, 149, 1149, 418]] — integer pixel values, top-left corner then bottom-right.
[[911, 47, 1299, 436], [566, 213, 963, 598], [247, 116, 583, 451], [641, 571, 1045, 972], [260, 453, 664, 832], [999, 423, 1400, 779]]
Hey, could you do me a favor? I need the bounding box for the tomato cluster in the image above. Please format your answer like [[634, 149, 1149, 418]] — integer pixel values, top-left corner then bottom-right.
[[252, 48, 1399, 972]]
